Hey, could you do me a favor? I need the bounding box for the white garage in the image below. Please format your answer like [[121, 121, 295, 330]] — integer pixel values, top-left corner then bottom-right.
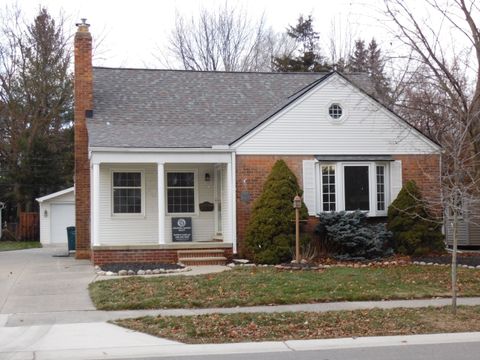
[[36, 187, 75, 245]]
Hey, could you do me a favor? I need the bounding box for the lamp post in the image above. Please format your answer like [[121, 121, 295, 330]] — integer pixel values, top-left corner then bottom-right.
[[293, 195, 302, 263]]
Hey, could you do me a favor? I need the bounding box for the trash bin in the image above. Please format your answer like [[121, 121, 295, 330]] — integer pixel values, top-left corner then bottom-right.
[[67, 226, 76, 252]]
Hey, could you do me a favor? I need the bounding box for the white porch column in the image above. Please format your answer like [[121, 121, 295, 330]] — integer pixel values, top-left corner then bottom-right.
[[157, 162, 165, 244], [92, 163, 100, 246], [226, 161, 236, 252]]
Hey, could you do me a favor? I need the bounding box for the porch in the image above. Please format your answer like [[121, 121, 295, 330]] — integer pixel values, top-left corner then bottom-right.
[[89, 150, 236, 264]]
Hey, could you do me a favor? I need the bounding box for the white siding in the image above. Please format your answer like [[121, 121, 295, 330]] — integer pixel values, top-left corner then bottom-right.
[[98, 163, 218, 245], [99, 164, 158, 245], [234, 75, 438, 155], [39, 190, 75, 245]]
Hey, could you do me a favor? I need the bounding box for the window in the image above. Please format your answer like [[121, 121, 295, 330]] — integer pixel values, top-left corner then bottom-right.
[[344, 166, 370, 211], [321, 165, 336, 211], [328, 103, 343, 119], [167, 172, 195, 213], [376, 165, 385, 211], [112, 172, 142, 214], [317, 162, 390, 216]]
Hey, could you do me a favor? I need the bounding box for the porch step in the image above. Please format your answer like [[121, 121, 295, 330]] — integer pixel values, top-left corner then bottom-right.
[[177, 249, 228, 266], [177, 249, 225, 258], [178, 256, 228, 266]]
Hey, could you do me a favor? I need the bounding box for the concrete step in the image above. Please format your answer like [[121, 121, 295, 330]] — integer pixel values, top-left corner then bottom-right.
[[177, 249, 225, 258], [178, 256, 228, 266]]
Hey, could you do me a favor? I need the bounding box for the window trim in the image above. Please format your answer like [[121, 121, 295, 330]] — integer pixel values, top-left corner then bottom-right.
[[110, 169, 146, 218], [317, 161, 390, 217], [165, 169, 199, 216]]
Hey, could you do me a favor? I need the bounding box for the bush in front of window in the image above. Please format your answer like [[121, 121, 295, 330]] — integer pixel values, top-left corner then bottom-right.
[[245, 160, 309, 265], [315, 211, 393, 260], [387, 180, 444, 256]]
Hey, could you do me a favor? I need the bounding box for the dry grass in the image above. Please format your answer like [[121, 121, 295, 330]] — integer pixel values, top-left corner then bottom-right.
[[89, 265, 480, 310], [114, 306, 480, 344]]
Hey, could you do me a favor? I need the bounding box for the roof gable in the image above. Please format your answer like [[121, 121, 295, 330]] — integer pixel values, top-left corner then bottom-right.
[[233, 73, 440, 154]]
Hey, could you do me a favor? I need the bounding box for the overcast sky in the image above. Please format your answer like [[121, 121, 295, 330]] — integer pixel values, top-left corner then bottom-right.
[[3, 0, 393, 67], [4, 0, 460, 69]]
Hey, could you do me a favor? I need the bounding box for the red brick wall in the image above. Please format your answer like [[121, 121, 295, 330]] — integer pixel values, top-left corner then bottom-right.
[[235, 155, 315, 256], [74, 24, 93, 259], [235, 154, 441, 256], [92, 248, 233, 266], [393, 154, 441, 208]]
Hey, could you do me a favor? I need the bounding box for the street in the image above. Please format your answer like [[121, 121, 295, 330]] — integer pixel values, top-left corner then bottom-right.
[[118, 342, 480, 360]]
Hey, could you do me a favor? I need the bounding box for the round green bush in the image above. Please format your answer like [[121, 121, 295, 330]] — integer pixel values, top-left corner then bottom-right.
[[245, 160, 308, 264]]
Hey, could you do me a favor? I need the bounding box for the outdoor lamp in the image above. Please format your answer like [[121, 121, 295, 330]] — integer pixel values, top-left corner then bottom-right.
[[204, 173, 211, 182], [293, 195, 302, 209]]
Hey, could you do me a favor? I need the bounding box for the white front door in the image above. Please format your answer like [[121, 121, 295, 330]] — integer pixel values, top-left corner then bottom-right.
[[214, 166, 223, 236], [50, 203, 75, 243]]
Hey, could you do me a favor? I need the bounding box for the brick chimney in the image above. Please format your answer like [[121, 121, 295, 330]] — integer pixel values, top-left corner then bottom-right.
[[74, 19, 92, 259]]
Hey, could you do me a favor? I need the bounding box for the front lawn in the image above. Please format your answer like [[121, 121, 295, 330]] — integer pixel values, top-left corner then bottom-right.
[[115, 306, 480, 343], [89, 266, 480, 310], [0, 241, 42, 252]]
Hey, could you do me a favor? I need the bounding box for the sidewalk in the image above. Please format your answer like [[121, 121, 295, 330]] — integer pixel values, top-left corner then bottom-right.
[[4, 297, 480, 327], [1, 327, 479, 360]]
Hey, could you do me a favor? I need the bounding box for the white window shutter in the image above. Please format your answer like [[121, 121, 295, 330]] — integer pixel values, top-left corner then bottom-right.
[[390, 160, 403, 202], [302, 160, 316, 216]]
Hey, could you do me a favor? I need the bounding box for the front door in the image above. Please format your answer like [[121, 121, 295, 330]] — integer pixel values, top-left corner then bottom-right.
[[214, 166, 223, 236]]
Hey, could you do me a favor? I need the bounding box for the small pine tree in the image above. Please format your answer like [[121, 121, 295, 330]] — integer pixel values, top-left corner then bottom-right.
[[387, 180, 444, 255], [245, 160, 308, 264]]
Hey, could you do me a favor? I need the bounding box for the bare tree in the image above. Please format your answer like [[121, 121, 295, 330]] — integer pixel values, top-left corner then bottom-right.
[[384, 0, 480, 313], [165, 4, 277, 71]]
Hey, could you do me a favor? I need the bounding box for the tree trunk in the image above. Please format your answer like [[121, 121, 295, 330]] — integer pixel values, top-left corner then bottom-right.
[[452, 209, 458, 315]]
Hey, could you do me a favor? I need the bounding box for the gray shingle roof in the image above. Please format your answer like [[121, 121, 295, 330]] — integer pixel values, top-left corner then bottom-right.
[[88, 68, 373, 148]]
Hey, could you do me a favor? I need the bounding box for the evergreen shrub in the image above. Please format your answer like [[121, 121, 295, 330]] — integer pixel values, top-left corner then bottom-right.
[[315, 211, 393, 260], [245, 160, 308, 264], [387, 180, 444, 256]]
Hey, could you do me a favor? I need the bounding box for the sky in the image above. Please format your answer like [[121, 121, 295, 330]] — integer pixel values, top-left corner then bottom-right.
[[6, 0, 396, 68]]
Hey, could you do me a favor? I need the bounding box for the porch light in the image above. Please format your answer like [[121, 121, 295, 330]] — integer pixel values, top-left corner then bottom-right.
[[44, 209, 48, 217], [204, 173, 211, 182]]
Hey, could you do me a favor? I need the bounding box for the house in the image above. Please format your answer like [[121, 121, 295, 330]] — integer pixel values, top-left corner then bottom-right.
[[73, 21, 441, 265], [36, 187, 75, 246]]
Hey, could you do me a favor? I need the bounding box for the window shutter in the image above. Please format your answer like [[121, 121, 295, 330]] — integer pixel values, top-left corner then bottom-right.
[[302, 160, 316, 216], [390, 160, 403, 202]]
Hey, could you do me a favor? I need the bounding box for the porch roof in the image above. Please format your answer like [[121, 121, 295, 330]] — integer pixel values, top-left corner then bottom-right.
[[88, 68, 374, 149]]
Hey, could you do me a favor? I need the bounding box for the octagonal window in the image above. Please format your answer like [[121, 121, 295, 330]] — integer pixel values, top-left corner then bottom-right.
[[328, 103, 343, 119]]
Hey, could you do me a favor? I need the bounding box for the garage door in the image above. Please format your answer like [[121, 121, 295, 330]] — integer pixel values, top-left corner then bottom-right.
[[50, 204, 75, 243]]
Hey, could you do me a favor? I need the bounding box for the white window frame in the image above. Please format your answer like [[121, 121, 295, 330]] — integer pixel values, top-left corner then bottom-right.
[[165, 169, 199, 216], [111, 170, 145, 217], [317, 161, 390, 217]]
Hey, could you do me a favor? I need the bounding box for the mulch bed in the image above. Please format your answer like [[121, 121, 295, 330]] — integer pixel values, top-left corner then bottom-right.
[[413, 254, 480, 267], [100, 263, 184, 273]]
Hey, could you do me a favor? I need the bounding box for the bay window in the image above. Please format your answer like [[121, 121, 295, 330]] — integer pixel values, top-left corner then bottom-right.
[[319, 162, 389, 216]]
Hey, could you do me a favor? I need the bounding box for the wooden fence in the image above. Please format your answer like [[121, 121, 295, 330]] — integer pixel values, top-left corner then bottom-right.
[[18, 212, 39, 241]]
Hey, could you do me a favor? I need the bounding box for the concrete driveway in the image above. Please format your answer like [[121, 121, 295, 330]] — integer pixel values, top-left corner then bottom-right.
[[0, 246, 96, 315]]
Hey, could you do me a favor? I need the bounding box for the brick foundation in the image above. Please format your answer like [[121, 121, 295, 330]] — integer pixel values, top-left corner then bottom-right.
[[92, 247, 233, 266]]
